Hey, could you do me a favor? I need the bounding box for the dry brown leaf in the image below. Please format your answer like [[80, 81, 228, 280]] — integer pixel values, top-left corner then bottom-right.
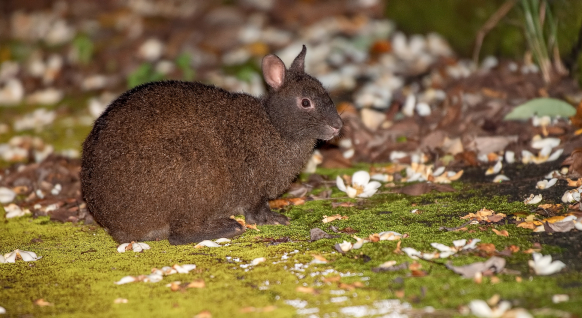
[[296, 286, 317, 294], [395, 290, 405, 298], [169, 281, 181, 291], [268, 197, 305, 209], [508, 245, 520, 253], [487, 214, 506, 222], [393, 240, 402, 254], [411, 270, 428, 277], [492, 229, 509, 237], [245, 223, 260, 231], [517, 222, 537, 230], [311, 254, 328, 263], [322, 214, 349, 223], [490, 276, 500, 284], [34, 299, 53, 307], [566, 178, 582, 187], [408, 261, 422, 271], [477, 243, 497, 253], [367, 233, 380, 242], [187, 279, 205, 289]]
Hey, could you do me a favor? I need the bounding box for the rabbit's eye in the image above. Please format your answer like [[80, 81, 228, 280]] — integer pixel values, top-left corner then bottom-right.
[[301, 99, 311, 108]]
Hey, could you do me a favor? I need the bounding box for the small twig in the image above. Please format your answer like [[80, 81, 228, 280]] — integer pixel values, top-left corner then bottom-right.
[[473, 0, 518, 65]]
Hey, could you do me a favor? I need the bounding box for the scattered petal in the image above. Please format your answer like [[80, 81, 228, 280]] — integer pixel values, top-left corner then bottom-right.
[[195, 240, 221, 248], [485, 161, 502, 176], [524, 194, 542, 205], [528, 253, 566, 275], [251, 257, 266, 266]]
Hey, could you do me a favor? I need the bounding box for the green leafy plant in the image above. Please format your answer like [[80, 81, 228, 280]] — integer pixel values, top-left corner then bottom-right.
[[72, 34, 94, 65], [127, 63, 164, 89], [521, 0, 560, 83], [175, 53, 195, 81]]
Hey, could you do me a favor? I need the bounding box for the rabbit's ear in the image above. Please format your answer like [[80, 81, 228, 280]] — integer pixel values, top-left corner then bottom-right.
[[289, 45, 306, 73], [262, 54, 286, 90]]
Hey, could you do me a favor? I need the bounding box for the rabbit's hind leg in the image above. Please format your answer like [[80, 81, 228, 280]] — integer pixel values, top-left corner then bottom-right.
[[245, 200, 290, 226]]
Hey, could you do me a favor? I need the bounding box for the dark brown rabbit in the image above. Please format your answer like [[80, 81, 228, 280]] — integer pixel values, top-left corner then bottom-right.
[[81, 46, 342, 245]]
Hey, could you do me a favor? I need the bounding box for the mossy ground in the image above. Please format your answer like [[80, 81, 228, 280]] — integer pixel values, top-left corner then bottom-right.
[[1, 177, 581, 317]]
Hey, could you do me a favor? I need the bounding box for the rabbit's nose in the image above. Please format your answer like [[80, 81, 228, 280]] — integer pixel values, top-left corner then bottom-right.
[[330, 117, 343, 131]]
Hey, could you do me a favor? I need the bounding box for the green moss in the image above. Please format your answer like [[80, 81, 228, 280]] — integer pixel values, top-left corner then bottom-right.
[[2, 178, 581, 317]]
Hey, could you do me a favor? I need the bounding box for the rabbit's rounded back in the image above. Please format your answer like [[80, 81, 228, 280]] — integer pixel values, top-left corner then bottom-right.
[[81, 46, 342, 245]]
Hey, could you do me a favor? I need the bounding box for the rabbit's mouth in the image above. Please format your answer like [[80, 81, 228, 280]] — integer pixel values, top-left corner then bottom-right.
[[321, 125, 341, 140]]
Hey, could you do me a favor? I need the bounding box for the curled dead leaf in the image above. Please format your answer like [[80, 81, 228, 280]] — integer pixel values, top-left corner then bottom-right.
[[492, 229, 509, 237], [34, 299, 53, 307], [268, 197, 305, 209], [187, 279, 205, 289], [296, 286, 317, 294], [322, 214, 349, 223]]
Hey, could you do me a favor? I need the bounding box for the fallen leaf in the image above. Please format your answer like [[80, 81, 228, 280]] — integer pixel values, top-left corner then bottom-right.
[[446, 257, 506, 278], [322, 214, 349, 223], [393, 240, 402, 254], [338, 282, 364, 290], [311, 254, 328, 264], [34, 299, 53, 307], [268, 197, 305, 209], [296, 286, 317, 294], [492, 229, 509, 237], [477, 243, 497, 253], [187, 279, 205, 288], [566, 178, 582, 187], [395, 290, 405, 298], [517, 222, 537, 229], [245, 223, 260, 231]]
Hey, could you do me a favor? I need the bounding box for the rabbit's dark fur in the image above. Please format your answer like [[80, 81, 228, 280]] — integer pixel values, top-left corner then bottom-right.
[[81, 46, 342, 245]]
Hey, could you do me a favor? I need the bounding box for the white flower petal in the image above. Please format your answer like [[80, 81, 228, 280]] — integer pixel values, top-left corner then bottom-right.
[[0, 306, 5, 314], [137, 242, 150, 250], [485, 161, 502, 176], [529, 253, 566, 275], [115, 276, 137, 285], [505, 151, 515, 164], [462, 239, 481, 250], [547, 149, 563, 162], [453, 239, 467, 248], [132, 244, 143, 253], [531, 137, 560, 149], [492, 175, 510, 182], [18, 250, 39, 262], [378, 231, 401, 240], [431, 243, 454, 253], [146, 273, 163, 283], [402, 247, 421, 259], [338, 241, 353, 252], [352, 171, 371, 187], [346, 187, 358, 198], [336, 176, 347, 192], [524, 194, 542, 204], [468, 300, 493, 318], [117, 243, 130, 253], [352, 237, 365, 250], [363, 181, 381, 192], [251, 257, 266, 265], [433, 166, 445, 177], [0, 187, 16, 204], [195, 240, 221, 248], [3, 251, 17, 263], [214, 238, 231, 243]]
